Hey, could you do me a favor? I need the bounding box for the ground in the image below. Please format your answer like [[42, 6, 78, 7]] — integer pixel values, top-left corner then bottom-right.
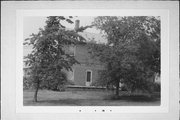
[[23, 89, 160, 106]]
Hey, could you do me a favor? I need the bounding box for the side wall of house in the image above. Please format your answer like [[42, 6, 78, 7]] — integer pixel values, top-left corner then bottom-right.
[[73, 64, 104, 86], [72, 44, 104, 86]]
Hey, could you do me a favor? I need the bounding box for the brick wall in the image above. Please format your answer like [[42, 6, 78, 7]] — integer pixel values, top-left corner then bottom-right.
[[67, 44, 104, 86], [73, 64, 104, 86], [75, 44, 102, 65]]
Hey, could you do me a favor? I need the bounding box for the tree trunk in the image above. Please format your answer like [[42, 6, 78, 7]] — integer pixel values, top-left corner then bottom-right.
[[115, 79, 120, 97], [33, 80, 39, 102], [106, 82, 110, 90]]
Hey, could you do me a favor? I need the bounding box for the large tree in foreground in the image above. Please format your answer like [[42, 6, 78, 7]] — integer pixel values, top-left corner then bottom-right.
[[24, 16, 88, 102], [88, 16, 160, 96]]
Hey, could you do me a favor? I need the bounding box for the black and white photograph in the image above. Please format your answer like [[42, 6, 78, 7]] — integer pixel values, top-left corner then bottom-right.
[[23, 16, 161, 106], [1, 1, 179, 120]]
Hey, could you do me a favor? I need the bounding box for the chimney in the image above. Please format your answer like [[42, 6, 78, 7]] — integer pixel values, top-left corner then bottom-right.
[[74, 20, 80, 31]]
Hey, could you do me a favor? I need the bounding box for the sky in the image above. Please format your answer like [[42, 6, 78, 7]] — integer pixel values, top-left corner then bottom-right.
[[23, 16, 101, 40]]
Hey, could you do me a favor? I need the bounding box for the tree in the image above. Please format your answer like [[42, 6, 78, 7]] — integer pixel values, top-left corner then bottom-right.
[[24, 16, 89, 102], [88, 16, 160, 97]]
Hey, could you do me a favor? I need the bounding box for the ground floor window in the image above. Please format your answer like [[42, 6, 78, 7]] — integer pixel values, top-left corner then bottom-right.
[[86, 70, 92, 86], [67, 69, 74, 81]]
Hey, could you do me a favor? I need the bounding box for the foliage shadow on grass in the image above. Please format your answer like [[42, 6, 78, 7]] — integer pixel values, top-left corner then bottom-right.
[[106, 95, 160, 102]]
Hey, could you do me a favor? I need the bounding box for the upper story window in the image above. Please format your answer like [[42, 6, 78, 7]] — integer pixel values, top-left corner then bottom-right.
[[68, 45, 76, 56]]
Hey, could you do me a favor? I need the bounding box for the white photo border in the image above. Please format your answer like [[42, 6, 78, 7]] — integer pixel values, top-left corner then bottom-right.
[[16, 9, 169, 113]]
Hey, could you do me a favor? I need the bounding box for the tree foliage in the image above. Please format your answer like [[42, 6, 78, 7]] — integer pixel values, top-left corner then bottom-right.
[[88, 16, 160, 95], [24, 16, 87, 101]]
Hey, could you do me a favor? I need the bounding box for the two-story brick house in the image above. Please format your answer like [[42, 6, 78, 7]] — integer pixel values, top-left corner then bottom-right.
[[62, 20, 105, 86], [64, 43, 104, 87]]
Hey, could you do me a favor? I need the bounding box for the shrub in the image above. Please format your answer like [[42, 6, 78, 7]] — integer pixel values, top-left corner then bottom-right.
[[40, 71, 68, 91], [23, 76, 34, 90], [152, 83, 160, 92]]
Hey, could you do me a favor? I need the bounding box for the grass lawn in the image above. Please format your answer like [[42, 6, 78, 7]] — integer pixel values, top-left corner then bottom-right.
[[23, 89, 160, 106]]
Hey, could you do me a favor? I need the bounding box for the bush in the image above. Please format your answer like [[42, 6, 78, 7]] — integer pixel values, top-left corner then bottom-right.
[[121, 85, 128, 91], [40, 71, 68, 91], [23, 76, 34, 90], [66, 79, 75, 85], [152, 83, 160, 92]]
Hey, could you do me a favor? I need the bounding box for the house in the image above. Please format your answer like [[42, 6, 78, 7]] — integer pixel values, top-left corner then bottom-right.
[[58, 20, 105, 86], [64, 43, 104, 87], [23, 20, 160, 88]]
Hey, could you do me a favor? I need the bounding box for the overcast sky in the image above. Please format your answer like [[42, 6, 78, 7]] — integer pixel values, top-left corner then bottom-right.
[[23, 16, 101, 40]]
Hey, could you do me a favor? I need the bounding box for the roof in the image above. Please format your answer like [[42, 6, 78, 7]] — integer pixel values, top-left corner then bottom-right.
[[23, 31, 106, 58]]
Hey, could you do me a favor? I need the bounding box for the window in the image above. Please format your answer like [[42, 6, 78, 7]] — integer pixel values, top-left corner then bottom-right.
[[87, 71, 91, 82], [86, 70, 92, 82], [68, 45, 76, 56], [67, 69, 74, 81], [86, 70, 92, 86]]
